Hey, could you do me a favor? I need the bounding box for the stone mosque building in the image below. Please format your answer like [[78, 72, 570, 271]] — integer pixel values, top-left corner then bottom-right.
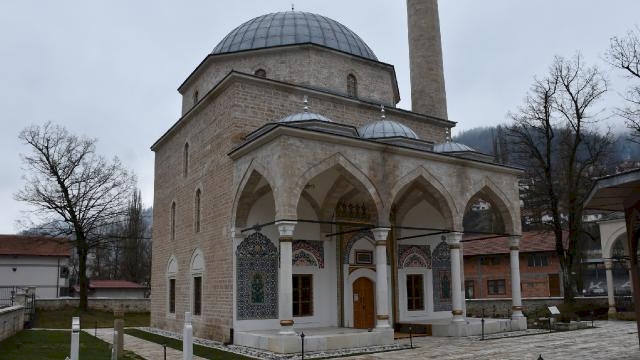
[[151, 0, 525, 353]]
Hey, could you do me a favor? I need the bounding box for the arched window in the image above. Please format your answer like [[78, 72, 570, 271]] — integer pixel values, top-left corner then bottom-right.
[[170, 202, 176, 241], [190, 249, 204, 316], [167, 256, 178, 314], [183, 143, 189, 177], [195, 189, 201, 233], [193, 89, 199, 104], [254, 68, 266, 78], [347, 73, 357, 98]]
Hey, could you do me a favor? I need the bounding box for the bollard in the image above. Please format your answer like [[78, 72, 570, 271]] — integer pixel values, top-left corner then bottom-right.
[[163, 343, 167, 360], [481, 317, 485, 340], [409, 325, 413, 349], [590, 310, 595, 328], [538, 354, 544, 360], [70, 317, 80, 360], [300, 331, 305, 360], [114, 318, 124, 358], [183, 312, 193, 360]]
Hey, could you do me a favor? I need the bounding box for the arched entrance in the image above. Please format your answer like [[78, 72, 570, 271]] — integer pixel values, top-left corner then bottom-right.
[[352, 277, 375, 329]]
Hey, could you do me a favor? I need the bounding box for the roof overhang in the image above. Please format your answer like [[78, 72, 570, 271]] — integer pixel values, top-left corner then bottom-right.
[[585, 168, 640, 212]]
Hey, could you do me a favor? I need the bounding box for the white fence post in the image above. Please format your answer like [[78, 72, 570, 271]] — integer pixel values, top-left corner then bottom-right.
[[183, 312, 193, 360], [70, 316, 80, 360]]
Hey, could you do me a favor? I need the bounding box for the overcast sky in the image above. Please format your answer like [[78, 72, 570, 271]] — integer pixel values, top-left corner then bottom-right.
[[0, 1, 638, 234]]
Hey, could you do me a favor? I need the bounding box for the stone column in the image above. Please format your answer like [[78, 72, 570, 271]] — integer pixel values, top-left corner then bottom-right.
[[277, 220, 296, 334], [605, 259, 617, 316], [448, 232, 464, 323], [372, 227, 391, 329], [509, 236, 524, 319]]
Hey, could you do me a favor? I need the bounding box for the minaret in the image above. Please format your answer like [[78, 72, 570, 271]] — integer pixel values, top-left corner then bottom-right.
[[407, 0, 448, 119]]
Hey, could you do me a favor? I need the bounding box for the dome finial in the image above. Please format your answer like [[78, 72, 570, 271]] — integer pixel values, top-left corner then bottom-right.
[[303, 95, 309, 113], [291, 4, 295, 11], [380, 104, 386, 120]]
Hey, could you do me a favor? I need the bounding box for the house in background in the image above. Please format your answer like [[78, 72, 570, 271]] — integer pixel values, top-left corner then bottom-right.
[[0, 235, 71, 298], [71, 279, 147, 299], [464, 232, 563, 299]]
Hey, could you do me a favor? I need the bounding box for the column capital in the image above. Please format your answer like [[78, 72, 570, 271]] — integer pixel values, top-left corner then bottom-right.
[[371, 227, 391, 241], [604, 258, 613, 270], [446, 232, 463, 245], [275, 220, 296, 237], [509, 235, 521, 248]]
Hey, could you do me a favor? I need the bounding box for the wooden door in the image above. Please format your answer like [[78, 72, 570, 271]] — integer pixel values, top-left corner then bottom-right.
[[353, 277, 375, 329], [549, 274, 561, 297]]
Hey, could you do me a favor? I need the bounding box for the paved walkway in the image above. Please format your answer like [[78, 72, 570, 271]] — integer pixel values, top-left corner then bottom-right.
[[86, 328, 208, 360], [85, 321, 640, 360], [344, 321, 640, 360]]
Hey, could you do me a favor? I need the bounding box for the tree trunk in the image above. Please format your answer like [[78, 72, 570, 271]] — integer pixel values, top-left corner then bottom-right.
[[77, 240, 89, 310]]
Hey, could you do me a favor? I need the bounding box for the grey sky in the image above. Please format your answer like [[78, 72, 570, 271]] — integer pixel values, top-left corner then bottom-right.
[[0, 1, 638, 233]]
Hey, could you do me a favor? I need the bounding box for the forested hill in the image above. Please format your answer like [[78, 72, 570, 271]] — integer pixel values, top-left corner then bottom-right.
[[453, 126, 640, 165]]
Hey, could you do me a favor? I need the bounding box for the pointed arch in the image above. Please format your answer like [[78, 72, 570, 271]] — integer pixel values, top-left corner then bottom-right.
[[231, 160, 276, 228], [603, 223, 628, 259], [390, 166, 457, 230], [463, 177, 518, 234], [290, 153, 384, 224]]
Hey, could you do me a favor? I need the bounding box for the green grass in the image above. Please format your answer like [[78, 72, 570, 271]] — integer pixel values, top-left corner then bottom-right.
[[0, 330, 143, 360], [125, 328, 254, 360], [35, 307, 150, 329]]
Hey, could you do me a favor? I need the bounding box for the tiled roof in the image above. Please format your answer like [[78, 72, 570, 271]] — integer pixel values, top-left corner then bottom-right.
[[463, 231, 567, 256], [89, 280, 146, 289], [0, 235, 71, 257]]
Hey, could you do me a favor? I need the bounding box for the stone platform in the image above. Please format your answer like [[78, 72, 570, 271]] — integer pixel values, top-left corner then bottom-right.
[[234, 326, 394, 353], [427, 317, 527, 337]]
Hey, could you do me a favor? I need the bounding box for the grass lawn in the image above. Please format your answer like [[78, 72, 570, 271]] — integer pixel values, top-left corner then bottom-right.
[[0, 330, 144, 360], [36, 307, 150, 329], [125, 328, 254, 360]]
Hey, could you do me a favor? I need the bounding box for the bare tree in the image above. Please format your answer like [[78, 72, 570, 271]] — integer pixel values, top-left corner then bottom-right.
[[15, 122, 135, 309], [508, 54, 613, 302], [120, 190, 151, 286], [607, 26, 640, 140]]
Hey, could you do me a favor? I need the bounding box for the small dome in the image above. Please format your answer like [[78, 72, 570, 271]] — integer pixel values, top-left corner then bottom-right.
[[359, 120, 419, 139], [433, 142, 477, 153], [212, 11, 377, 60], [278, 112, 332, 123]]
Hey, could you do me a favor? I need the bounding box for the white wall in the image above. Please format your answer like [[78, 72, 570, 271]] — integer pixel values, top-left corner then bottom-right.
[[0, 255, 69, 298]]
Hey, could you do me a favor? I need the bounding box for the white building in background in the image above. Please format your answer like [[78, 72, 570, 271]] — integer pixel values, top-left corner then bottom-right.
[[0, 235, 71, 299]]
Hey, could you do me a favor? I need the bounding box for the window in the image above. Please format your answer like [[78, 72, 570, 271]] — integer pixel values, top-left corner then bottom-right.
[[347, 73, 357, 98], [170, 202, 176, 241], [487, 279, 506, 295], [193, 89, 199, 104], [406, 274, 424, 311], [193, 276, 202, 316], [293, 275, 312, 316], [183, 143, 189, 177], [169, 278, 176, 313], [465, 280, 475, 299], [528, 254, 549, 267], [254, 68, 266, 78], [195, 189, 201, 233]]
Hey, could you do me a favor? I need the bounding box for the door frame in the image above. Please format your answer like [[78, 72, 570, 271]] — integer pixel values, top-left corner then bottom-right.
[[344, 268, 376, 328]]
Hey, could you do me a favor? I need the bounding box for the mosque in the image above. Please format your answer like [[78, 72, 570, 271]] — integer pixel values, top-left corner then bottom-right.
[[150, 0, 526, 353]]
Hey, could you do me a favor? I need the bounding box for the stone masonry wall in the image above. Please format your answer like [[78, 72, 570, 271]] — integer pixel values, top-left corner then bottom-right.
[[180, 46, 397, 115], [36, 298, 149, 312]]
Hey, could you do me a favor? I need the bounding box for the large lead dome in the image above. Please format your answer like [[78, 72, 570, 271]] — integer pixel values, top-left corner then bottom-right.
[[212, 11, 378, 60]]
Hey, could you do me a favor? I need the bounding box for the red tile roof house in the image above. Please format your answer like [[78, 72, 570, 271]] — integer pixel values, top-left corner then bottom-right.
[[463, 231, 564, 301], [72, 280, 147, 299], [0, 235, 72, 299]]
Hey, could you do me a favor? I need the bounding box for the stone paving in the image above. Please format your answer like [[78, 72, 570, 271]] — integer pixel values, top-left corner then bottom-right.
[[85, 321, 640, 360]]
